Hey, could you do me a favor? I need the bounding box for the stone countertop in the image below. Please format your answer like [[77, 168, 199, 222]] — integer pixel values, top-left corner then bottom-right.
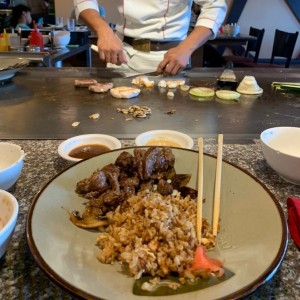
[[0, 139, 299, 300]]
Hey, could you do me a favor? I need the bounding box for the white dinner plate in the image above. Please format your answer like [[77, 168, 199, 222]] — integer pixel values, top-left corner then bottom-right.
[[26, 147, 288, 300], [0, 58, 29, 81]]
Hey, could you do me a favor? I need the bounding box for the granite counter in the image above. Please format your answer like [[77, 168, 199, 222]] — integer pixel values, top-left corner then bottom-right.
[[0, 139, 299, 300]]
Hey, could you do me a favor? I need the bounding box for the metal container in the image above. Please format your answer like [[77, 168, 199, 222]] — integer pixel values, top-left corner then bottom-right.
[[25, 45, 41, 52], [9, 46, 24, 52]]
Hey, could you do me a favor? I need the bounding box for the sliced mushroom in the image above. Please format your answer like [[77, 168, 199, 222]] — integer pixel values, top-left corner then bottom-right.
[[70, 207, 108, 229]]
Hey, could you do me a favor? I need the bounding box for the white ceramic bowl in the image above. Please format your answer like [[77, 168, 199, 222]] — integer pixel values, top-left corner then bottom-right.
[[135, 130, 194, 149], [51, 31, 70, 47], [260, 127, 300, 185], [0, 189, 19, 259], [58, 134, 122, 162], [0, 143, 25, 190]]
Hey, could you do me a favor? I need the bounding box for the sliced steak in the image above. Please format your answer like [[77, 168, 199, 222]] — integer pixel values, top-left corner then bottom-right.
[[157, 179, 173, 196], [101, 164, 121, 194], [76, 170, 108, 195]]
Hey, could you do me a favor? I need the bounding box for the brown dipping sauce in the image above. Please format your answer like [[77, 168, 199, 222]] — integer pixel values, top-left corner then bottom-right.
[[69, 144, 111, 159]]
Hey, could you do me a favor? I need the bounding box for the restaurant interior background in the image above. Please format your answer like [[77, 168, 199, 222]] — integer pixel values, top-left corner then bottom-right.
[[53, 0, 300, 65], [0, 0, 299, 65]]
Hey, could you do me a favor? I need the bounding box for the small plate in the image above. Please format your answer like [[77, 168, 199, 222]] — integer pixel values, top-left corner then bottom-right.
[[58, 134, 122, 162]]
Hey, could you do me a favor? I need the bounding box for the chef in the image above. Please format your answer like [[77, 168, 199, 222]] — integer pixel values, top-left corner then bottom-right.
[[74, 0, 227, 75]]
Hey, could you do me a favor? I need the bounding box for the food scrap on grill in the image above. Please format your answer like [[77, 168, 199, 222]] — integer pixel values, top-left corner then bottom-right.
[[132, 76, 155, 88], [74, 79, 98, 88], [180, 85, 190, 91], [165, 109, 176, 115], [116, 105, 151, 118], [72, 121, 80, 127], [158, 79, 186, 89], [167, 91, 175, 98], [110, 86, 141, 98], [89, 82, 114, 93], [89, 113, 100, 119]]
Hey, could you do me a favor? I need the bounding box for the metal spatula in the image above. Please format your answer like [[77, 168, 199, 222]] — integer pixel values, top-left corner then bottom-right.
[[217, 62, 238, 90]]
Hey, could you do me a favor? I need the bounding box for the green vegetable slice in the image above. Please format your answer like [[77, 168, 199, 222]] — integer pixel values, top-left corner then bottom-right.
[[189, 87, 215, 97], [271, 82, 300, 93], [180, 85, 190, 91], [216, 90, 241, 100], [271, 82, 300, 87]]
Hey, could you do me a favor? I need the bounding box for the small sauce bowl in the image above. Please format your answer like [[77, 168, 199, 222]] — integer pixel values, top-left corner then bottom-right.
[[58, 134, 122, 162], [135, 130, 194, 149]]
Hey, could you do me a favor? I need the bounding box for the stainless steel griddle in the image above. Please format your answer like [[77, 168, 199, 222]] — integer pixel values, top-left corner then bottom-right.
[[0, 67, 299, 140]]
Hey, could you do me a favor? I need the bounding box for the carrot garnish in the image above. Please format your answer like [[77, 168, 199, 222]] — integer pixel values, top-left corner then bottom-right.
[[190, 245, 224, 277]]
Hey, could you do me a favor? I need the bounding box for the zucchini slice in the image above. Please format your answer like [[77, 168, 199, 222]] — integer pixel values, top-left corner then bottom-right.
[[216, 90, 241, 100], [189, 87, 215, 97]]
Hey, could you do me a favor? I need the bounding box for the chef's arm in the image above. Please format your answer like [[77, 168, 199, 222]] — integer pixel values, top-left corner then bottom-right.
[[195, 0, 227, 38], [79, 9, 107, 33], [79, 9, 127, 65], [157, 26, 212, 76], [158, 0, 226, 75], [178, 0, 227, 61], [179, 25, 213, 57]]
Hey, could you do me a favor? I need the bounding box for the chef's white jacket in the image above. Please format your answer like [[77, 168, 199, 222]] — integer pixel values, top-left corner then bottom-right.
[[73, 0, 227, 71], [74, 0, 227, 40]]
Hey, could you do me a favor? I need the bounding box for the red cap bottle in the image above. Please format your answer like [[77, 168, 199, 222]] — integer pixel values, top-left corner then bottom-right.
[[29, 21, 44, 51]]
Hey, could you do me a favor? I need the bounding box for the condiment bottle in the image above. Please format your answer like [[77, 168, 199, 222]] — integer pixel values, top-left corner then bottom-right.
[[3, 29, 9, 47], [29, 21, 44, 51], [0, 33, 8, 51], [8, 33, 19, 48]]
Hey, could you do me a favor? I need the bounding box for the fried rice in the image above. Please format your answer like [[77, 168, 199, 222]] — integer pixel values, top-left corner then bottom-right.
[[96, 189, 215, 280]]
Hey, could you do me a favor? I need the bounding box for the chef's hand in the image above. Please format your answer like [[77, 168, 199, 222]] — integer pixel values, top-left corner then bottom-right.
[[78, 9, 127, 65], [156, 45, 190, 76], [96, 27, 127, 65], [157, 26, 213, 76]]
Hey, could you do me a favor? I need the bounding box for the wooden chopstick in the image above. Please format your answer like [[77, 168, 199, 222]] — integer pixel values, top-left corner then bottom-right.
[[196, 137, 204, 245], [212, 134, 223, 237]]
